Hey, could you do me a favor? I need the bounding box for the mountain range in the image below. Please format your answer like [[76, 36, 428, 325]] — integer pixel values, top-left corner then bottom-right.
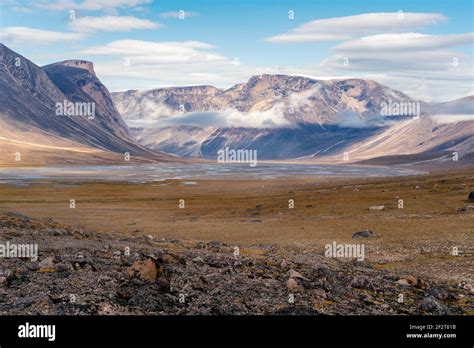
[[0, 43, 472, 166], [112, 76, 474, 163]]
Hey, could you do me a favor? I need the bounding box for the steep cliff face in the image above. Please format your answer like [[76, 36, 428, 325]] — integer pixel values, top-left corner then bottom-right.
[[0, 43, 178, 164], [43, 60, 132, 140]]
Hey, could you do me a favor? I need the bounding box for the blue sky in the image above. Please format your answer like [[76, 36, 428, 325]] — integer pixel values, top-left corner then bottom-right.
[[0, 0, 473, 101]]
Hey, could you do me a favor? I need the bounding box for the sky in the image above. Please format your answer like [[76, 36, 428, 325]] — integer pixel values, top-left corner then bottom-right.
[[0, 0, 473, 101]]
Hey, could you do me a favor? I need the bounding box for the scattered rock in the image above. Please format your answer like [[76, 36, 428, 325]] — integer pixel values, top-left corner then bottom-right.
[[38, 257, 55, 273], [458, 282, 474, 293], [397, 279, 409, 286], [289, 269, 308, 280], [192, 256, 204, 264], [125, 258, 157, 282], [369, 205, 385, 211], [287, 278, 299, 292], [352, 230, 374, 238], [0, 212, 471, 315], [98, 302, 115, 315], [428, 288, 455, 301], [419, 297, 449, 315], [350, 276, 375, 291], [458, 204, 474, 212], [398, 276, 417, 286], [206, 240, 224, 252]]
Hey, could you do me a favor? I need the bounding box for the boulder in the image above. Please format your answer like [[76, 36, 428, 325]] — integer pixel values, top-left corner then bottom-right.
[[352, 230, 374, 239], [468, 192, 474, 202], [125, 258, 157, 282], [289, 269, 308, 280], [458, 204, 474, 212], [287, 278, 299, 292], [38, 257, 55, 273], [419, 297, 449, 315], [398, 276, 417, 286], [350, 276, 375, 291]]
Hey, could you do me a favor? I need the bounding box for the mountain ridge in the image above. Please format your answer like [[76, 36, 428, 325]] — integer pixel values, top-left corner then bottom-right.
[[114, 76, 473, 162], [112, 74, 420, 126], [0, 43, 179, 165]]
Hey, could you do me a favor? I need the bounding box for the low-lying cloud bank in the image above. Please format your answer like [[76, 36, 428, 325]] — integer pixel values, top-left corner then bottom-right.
[[431, 114, 474, 124], [126, 108, 294, 129]]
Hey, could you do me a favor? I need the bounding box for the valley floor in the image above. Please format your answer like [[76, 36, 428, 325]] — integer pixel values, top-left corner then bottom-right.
[[0, 169, 472, 314]]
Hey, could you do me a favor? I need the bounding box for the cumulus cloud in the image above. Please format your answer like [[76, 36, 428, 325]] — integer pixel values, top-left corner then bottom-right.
[[81, 39, 224, 63], [68, 13, 472, 103], [35, 0, 151, 11], [127, 108, 293, 129], [117, 90, 298, 129], [266, 12, 446, 43], [314, 31, 474, 102], [70, 16, 159, 32], [0, 26, 82, 44], [328, 110, 375, 128], [78, 39, 262, 90]]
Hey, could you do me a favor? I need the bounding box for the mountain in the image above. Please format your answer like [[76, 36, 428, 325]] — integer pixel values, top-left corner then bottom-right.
[[316, 116, 474, 164], [112, 75, 474, 164], [2, 42, 468, 165], [130, 125, 383, 160], [424, 95, 474, 115], [114, 75, 474, 162], [42, 60, 132, 141], [0, 44, 177, 165], [113, 75, 420, 126]]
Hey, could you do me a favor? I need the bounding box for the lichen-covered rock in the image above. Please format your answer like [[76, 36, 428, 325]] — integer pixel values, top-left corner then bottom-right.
[[0, 213, 470, 315]]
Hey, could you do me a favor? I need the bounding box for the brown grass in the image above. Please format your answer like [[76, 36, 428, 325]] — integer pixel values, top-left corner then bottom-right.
[[0, 170, 472, 283]]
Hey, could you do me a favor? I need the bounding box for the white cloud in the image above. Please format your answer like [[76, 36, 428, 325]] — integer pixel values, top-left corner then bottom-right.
[[80, 39, 225, 63], [77, 39, 258, 90], [311, 30, 474, 102], [266, 12, 447, 43], [35, 0, 151, 11], [127, 108, 293, 129], [70, 16, 159, 32], [431, 114, 474, 123], [12, 6, 33, 14], [333, 33, 474, 52], [0, 26, 82, 44], [322, 50, 471, 72], [159, 11, 199, 19]]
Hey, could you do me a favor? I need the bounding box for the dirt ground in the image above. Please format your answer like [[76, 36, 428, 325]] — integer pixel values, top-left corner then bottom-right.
[[0, 169, 472, 284]]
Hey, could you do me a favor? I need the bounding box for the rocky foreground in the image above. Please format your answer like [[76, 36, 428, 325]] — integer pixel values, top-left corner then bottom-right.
[[0, 212, 472, 315]]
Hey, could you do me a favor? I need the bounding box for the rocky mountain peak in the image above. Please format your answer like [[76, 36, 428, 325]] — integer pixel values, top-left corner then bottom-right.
[[46, 60, 95, 75]]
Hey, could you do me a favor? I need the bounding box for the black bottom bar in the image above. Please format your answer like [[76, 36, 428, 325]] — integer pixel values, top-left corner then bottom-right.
[[0, 315, 472, 346]]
